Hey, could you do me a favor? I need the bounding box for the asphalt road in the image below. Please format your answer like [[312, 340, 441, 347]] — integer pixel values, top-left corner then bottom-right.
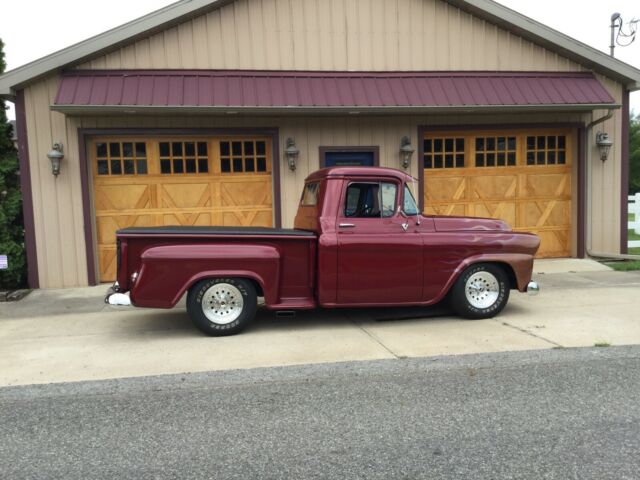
[[1, 347, 639, 480]]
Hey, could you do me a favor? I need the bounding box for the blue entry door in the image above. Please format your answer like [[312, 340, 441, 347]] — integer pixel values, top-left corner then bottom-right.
[[324, 151, 375, 167]]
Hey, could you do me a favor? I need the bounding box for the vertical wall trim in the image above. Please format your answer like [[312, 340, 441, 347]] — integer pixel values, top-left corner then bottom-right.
[[577, 126, 585, 258], [15, 90, 40, 289], [620, 89, 630, 254], [77, 129, 98, 285]]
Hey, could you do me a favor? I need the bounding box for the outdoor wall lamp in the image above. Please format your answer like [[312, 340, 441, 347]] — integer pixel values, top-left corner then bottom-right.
[[595, 132, 613, 162], [399, 136, 415, 170], [284, 137, 300, 171], [47, 142, 64, 176]]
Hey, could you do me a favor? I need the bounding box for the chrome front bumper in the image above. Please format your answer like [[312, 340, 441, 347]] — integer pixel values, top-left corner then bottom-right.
[[104, 283, 132, 306], [526, 281, 540, 296]]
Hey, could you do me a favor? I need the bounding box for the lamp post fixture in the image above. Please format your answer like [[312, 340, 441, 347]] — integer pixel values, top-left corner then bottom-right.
[[284, 137, 300, 171], [47, 142, 64, 176], [595, 132, 613, 162], [399, 136, 415, 170]]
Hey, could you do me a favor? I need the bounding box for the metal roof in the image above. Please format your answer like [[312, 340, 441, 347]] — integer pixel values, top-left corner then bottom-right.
[[51, 70, 617, 114], [1, 0, 640, 98]]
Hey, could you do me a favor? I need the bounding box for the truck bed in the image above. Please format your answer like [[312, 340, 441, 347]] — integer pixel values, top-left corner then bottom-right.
[[118, 226, 316, 237]]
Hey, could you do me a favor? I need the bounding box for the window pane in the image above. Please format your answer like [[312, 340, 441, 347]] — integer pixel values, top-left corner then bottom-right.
[[185, 158, 196, 173], [424, 139, 432, 153], [172, 142, 183, 156], [486, 153, 495, 166], [475, 138, 484, 151], [257, 158, 267, 172], [256, 141, 266, 155], [136, 160, 148, 174], [558, 136, 566, 149], [475, 153, 483, 167], [232, 142, 242, 156], [122, 142, 134, 157], [403, 185, 419, 215], [434, 154, 443, 168], [548, 136, 556, 149], [136, 142, 146, 157], [185, 142, 196, 156], [424, 155, 432, 169], [508, 137, 516, 150], [433, 139, 443, 152], [301, 182, 320, 206], [445, 138, 454, 152], [507, 152, 516, 166], [221, 158, 231, 173], [198, 159, 208, 173], [537, 136, 546, 149], [455, 138, 464, 151], [110, 143, 121, 157], [245, 158, 255, 172], [445, 154, 453, 168], [537, 152, 545, 165], [173, 159, 184, 173], [381, 183, 397, 218], [110, 160, 122, 174], [97, 160, 108, 175], [220, 142, 230, 156], [244, 141, 254, 155], [123, 159, 135, 174], [486, 137, 495, 150], [557, 151, 566, 164], [198, 142, 208, 156], [548, 151, 556, 164], [160, 142, 170, 157], [527, 136, 535, 150], [96, 143, 107, 157], [497, 152, 505, 166], [526, 152, 535, 165], [497, 137, 505, 150], [455, 154, 464, 168], [160, 159, 171, 174], [233, 158, 243, 172]]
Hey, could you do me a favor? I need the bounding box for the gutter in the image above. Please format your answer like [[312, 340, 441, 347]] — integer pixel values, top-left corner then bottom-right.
[[585, 109, 640, 261]]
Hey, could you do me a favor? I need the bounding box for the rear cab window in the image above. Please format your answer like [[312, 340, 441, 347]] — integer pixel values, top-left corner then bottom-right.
[[300, 182, 320, 206]]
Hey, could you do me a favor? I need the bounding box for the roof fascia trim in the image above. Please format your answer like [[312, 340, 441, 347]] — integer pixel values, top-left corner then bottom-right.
[[0, 0, 227, 96], [445, 0, 640, 88]]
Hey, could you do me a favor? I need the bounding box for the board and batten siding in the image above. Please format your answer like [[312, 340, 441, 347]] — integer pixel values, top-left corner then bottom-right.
[[78, 0, 584, 72], [21, 0, 626, 287]]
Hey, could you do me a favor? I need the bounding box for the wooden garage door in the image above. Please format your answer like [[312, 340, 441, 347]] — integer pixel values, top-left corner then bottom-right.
[[423, 129, 573, 257], [92, 136, 274, 282]]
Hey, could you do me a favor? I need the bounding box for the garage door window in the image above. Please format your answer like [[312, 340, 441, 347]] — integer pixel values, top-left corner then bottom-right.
[[423, 137, 465, 169], [475, 136, 516, 167], [95, 141, 148, 176], [159, 141, 209, 174], [220, 140, 268, 173], [526, 135, 567, 165]]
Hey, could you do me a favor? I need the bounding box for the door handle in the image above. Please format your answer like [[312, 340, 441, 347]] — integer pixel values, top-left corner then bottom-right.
[[339, 223, 355, 228]]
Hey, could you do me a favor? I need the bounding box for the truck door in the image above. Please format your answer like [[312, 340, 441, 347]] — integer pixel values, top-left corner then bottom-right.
[[336, 180, 423, 305]]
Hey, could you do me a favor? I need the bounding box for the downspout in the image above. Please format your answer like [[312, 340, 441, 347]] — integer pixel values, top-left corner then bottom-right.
[[585, 109, 640, 260]]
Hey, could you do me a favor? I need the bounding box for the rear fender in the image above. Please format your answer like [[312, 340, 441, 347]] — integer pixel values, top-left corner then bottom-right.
[[130, 244, 281, 308]]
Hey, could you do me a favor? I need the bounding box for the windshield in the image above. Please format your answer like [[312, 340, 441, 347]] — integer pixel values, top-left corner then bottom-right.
[[403, 184, 419, 216]]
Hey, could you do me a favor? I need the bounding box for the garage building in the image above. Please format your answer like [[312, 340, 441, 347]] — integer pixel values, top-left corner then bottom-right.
[[1, 0, 638, 288]]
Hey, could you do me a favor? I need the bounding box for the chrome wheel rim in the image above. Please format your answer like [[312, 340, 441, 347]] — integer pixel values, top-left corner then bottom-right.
[[465, 271, 500, 309], [202, 283, 244, 325]]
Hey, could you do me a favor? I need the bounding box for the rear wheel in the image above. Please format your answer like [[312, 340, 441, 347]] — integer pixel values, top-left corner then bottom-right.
[[450, 263, 510, 319], [187, 278, 257, 336]]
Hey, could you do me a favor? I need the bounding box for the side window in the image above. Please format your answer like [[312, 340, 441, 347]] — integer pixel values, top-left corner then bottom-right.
[[344, 182, 397, 218], [300, 182, 320, 206]]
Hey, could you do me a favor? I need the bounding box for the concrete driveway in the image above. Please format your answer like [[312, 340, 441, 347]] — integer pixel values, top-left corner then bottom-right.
[[1, 259, 639, 387]]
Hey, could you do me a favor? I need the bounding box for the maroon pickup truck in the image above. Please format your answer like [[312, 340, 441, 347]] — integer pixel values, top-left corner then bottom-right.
[[106, 166, 540, 336]]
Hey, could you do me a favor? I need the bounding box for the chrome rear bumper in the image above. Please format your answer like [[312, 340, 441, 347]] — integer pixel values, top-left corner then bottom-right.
[[526, 281, 540, 296]]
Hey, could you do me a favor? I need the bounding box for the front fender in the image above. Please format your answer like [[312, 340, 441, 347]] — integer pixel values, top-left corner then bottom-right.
[[130, 244, 281, 308]]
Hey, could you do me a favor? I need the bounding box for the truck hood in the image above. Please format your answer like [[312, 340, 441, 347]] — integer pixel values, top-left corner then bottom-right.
[[432, 216, 511, 232]]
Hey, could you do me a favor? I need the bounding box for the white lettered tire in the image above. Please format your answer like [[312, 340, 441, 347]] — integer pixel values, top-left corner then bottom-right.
[[450, 263, 510, 319], [187, 278, 257, 336]]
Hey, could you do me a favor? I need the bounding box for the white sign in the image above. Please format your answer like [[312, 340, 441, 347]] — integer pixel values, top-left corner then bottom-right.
[[0, 255, 7, 270]]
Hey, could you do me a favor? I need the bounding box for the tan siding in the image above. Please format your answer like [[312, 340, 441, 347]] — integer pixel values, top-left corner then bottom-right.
[[77, 0, 584, 72]]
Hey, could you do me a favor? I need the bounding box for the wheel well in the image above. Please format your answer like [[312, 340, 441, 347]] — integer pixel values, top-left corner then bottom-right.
[[188, 276, 264, 297], [488, 262, 518, 290]]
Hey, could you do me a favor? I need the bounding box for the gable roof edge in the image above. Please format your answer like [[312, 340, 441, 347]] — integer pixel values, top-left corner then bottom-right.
[[0, 0, 227, 98], [447, 0, 640, 90]]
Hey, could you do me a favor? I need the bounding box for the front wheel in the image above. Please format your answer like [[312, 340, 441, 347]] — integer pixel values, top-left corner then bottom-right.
[[187, 278, 257, 336], [449, 263, 510, 319]]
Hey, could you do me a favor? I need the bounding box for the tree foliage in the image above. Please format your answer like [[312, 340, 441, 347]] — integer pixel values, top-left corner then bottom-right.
[[0, 38, 26, 289], [630, 111, 640, 195]]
